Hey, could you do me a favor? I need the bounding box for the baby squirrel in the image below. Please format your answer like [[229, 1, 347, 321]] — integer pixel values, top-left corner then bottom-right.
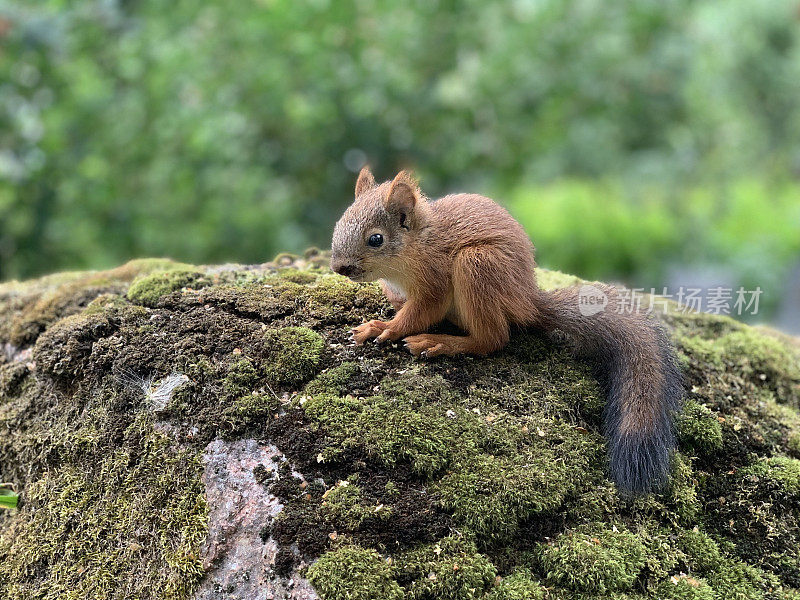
[[331, 168, 683, 494]]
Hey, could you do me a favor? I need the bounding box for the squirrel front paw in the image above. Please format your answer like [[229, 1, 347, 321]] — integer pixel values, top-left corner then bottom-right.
[[352, 320, 389, 344]]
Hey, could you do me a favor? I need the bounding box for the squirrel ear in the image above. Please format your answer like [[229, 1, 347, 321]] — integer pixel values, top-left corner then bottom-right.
[[355, 166, 376, 197], [384, 171, 419, 214]]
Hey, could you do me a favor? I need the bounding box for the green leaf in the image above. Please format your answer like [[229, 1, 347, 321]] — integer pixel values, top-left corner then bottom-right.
[[0, 490, 19, 510]]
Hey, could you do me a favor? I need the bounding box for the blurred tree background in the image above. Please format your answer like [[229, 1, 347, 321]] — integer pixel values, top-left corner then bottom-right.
[[1, 0, 799, 325]]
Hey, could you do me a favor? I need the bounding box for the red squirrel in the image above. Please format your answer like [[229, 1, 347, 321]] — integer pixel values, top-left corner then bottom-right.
[[330, 168, 682, 494]]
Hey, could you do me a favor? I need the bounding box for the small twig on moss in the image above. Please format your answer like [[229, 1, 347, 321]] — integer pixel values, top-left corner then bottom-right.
[[264, 382, 281, 402]]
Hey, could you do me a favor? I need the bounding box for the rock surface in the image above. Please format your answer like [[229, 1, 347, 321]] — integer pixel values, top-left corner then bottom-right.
[[0, 252, 799, 600], [196, 438, 317, 600]]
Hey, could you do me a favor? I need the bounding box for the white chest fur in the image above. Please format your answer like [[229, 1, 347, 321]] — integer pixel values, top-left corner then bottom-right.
[[381, 279, 408, 301]]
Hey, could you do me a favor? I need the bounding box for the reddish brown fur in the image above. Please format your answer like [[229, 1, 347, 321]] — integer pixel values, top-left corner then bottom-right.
[[340, 171, 543, 356], [330, 168, 682, 493]]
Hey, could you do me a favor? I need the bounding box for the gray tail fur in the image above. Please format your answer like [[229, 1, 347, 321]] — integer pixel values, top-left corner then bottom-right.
[[536, 285, 683, 494]]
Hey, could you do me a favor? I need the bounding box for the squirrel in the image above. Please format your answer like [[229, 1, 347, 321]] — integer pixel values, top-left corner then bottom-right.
[[330, 168, 683, 494]]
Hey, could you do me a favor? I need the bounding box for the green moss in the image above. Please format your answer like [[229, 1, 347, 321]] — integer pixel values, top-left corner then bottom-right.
[[536, 269, 584, 290], [305, 362, 361, 396], [664, 307, 747, 342], [395, 535, 496, 600], [321, 477, 392, 530], [667, 454, 701, 521], [675, 529, 724, 573], [225, 393, 280, 431], [4, 278, 130, 348], [306, 545, 405, 600], [106, 258, 198, 280], [466, 339, 604, 421], [305, 365, 604, 540], [656, 576, 715, 600], [435, 418, 601, 540], [223, 358, 261, 398], [789, 432, 800, 457], [127, 269, 209, 307], [676, 335, 726, 370], [485, 568, 545, 600], [304, 274, 387, 321], [220, 358, 281, 432], [630, 454, 700, 525], [0, 414, 206, 599], [262, 326, 325, 387], [304, 360, 603, 541], [303, 393, 464, 473], [437, 449, 578, 540], [717, 332, 800, 398], [304, 388, 600, 538], [678, 400, 724, 454], [0, 259, 195, 347], [705, 559, 779, 600], [304, 273, 361, 307], [701, 461, 800, 589], [276, 267, 320, 284], [743, 456, 800, 493], [538, 525, 647, 594], [191, 279, 305, 323], [675, 528, 785, 598], [677, 327, 800, 410], [755, 396, 800, 456], [375, 367, 459, 406], [82, 292, 133, 316], [32, 311, 115, 380], [0, 363, 28, 399]]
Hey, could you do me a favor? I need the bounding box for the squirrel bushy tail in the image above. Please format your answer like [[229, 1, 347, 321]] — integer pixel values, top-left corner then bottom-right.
[[534, 285, 683, 494]]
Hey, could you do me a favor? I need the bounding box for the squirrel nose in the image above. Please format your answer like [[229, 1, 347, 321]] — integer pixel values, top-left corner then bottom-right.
[[334, 264, 355, 277]]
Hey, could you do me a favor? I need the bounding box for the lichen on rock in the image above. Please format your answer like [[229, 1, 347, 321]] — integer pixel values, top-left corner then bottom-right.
[[0, 254, 799, 599]]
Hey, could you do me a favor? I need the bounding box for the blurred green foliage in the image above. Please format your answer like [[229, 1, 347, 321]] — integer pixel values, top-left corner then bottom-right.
[[0, 0, 799, 314], [508, 178, 800, 295]]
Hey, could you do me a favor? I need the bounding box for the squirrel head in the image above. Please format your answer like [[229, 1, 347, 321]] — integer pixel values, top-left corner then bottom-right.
[[331, 167, 428, 282]]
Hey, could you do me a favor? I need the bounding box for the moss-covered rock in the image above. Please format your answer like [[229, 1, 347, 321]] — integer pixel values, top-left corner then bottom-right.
[[678, 400, 724, 454], [394, 535, 497, 599], [743, 456, 800, 493], [656, 576, 715, 600], [307, 545, 405, 600], [484, 568, 545, 600], [538, 524, 647, 593], [320, 476, 393, 529], [789, 432, 800, 457], [261, 325, 325, 387], [1, 256, 799, 599], [127, 268, 210, 307]]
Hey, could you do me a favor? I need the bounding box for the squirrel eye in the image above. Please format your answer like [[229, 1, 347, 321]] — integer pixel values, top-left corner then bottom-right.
[[368, 233, 384, 248]]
